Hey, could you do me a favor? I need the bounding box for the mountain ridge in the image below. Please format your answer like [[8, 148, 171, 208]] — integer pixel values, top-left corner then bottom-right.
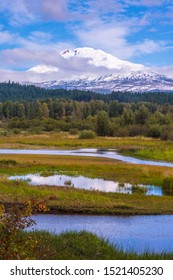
[[26, 47, 173, 93]]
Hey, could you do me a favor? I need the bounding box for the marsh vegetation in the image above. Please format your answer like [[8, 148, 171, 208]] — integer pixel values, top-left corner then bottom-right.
[[1, 128, 173, 258]]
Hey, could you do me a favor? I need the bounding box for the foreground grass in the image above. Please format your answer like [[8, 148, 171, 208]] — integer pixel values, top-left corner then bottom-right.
[[10, 230, 173, 260]]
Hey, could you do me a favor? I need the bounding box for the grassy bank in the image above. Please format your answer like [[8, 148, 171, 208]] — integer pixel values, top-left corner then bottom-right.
[[2, 179, 173, 215], [1, 134, 173, 214], [0, 132, 167, 150], [6, 230, 173, 260], [1, 153, 173, 186], [1, 132, 173, 162]]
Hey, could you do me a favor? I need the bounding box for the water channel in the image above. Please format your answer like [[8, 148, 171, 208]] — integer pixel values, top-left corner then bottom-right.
[[31, 214, 173, 254], [1, 148, 173, 167], [3, 148, 173, 254]]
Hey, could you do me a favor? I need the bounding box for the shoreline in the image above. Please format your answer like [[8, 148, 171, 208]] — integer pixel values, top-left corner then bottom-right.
[[2, 201, 173, 216]]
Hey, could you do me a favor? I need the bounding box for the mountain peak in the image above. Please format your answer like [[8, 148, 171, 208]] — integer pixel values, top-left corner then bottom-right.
[[60, 47, 144, 71]]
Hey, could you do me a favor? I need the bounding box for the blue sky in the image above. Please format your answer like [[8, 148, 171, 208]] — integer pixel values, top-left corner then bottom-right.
[[0, 0, 173, 81]]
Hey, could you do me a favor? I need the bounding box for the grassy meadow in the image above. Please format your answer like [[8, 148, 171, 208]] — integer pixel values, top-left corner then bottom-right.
[[1, 132, 173, 259], [0, 133, 173, 214], [0, 132, 173, 161]]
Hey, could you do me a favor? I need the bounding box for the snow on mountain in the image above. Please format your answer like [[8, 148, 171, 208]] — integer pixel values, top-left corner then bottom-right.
[[26, 47, 173, 93], [35, 70, 173, 93], [60, 47, 144, 71]]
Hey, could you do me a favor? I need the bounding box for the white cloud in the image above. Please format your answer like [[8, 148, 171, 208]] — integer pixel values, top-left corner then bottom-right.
[[0, 31, 15, 45], [0, 0, 172, 83], [74, 19, 163, 59], [39, 0, 69, 21], [0, 0, 35, 26], [0, 0, 70, 25], [152, 66, 173, 78], [135, 39, 163, 54]]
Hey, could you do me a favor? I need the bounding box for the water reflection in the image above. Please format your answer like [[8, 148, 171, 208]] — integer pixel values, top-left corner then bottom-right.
[[30, 214, 173, 254], [1, 148, 173, 167], [9, 173, 163, 196]]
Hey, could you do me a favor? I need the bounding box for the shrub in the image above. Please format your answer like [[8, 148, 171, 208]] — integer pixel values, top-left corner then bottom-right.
[[0, 159, 17, 166], [160, 129, 173, 141], [114, 127, 129, 137], [69, 128, 79, 135], [128, 125, 147, 137], [79, 130, 96, 139], [162, 178, 173, 195], [147, 125, 162, 138], [0, 199, 48, 259], [0, 130, 9, 136], [12, 128, 21, 134]]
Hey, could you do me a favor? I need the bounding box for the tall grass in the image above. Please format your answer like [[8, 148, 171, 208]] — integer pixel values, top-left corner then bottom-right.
[[10, 230, 173, 260]]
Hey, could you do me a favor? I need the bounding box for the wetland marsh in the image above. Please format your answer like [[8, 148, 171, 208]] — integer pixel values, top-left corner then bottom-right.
[[1, 134, 173, 258]]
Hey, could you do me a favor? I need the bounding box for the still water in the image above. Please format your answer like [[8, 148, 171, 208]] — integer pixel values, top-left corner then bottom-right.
[[31, 214, 173, 254], [9, 173, 163, 196], [1, 148, 173, 167]]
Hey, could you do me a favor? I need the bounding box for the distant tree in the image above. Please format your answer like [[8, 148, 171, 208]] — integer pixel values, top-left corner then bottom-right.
[[42, 103, 49, 118], [121, 108, 135, 125], [135, 104, 150, 125], [96, 111, 109, 136]]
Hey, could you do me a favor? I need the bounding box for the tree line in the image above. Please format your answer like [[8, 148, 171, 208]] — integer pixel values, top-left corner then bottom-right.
[[1, 97, 173, 140], [1, 81, 173, 104]]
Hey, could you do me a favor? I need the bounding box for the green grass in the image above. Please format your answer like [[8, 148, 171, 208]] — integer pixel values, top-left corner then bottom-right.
[[1, 132, 173, 162], [125, 145, 173, 162], [1, 133, 173, 214], [1, 133, 173, 259], [0, 132, 165, 150], [11, 230, 173, 260], [0, 153, 173, 186], [2, 179, 173, 215]]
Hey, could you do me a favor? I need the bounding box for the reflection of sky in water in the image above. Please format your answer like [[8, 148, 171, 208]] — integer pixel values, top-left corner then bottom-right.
[[1, 148, 173, 167], [9, 174, 163, 196], [30, 214, 173, 254]]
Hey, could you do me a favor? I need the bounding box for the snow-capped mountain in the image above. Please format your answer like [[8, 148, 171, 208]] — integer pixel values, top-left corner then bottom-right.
[[34, 71, 173, 93], [60, 47, 144, 71], [26, 47, 173, 93], [28, 47, 144, 74]]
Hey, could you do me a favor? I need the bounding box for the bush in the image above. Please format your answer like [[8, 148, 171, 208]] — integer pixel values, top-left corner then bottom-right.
[[146, 125, 162, 138], [79, 130, 96, 139], [69, 128, 79, 135], [162, 178, 173, 195], [114, 127, 129, 137], [0, 159, 17, 166], [160, 128, 173, 141], [12, 128, 21, 134], [128, 125, 147, 137], [0, 130, 9, 136], [0, 199, 48, 259]]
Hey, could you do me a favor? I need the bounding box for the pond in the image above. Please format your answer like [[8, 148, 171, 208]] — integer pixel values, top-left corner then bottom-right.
[[31, 214, 173, 254], [9, 173, 163, 196], [1, 148, 173, 167]]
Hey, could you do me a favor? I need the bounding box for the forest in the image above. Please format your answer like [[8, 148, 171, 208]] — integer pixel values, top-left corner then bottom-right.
[[1, 82, 173, 140]]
